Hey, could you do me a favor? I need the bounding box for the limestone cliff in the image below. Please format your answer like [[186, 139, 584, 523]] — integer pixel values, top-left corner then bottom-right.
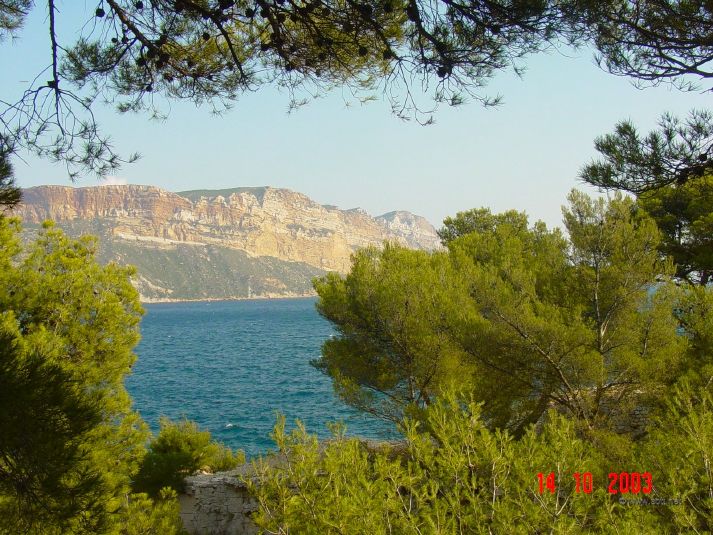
[[14, 185, 441, 301]]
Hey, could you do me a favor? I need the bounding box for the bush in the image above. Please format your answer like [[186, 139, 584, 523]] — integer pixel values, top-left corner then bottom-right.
[[117, 489, 186, 535], [0, 218, 191, 533], [133, 418, 244, 497], [248, 387, 713, 533]]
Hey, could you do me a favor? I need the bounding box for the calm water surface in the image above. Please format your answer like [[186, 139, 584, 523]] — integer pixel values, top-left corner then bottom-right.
[[126, 298, 395, 456]]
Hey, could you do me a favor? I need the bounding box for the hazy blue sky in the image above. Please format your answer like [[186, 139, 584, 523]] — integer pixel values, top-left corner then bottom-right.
[[2, 3, 710, 228]]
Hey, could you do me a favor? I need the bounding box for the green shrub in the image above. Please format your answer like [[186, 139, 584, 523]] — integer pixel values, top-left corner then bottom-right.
[[248, 387, 713, 534], [0, 218, 187, 533], [116, 489, 186, 535], [133, 418, 244, 497]]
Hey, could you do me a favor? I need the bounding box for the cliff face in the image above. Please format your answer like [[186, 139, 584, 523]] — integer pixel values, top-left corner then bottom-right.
[[14, 185, 441, 301], [19, 185, 192, 224]]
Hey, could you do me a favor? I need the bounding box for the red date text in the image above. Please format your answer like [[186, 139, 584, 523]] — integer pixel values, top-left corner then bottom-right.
[[536, 471, 653, 495]]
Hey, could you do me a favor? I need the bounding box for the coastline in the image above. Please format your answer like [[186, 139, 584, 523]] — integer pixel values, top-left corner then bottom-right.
[[139, 292, 317, 304]]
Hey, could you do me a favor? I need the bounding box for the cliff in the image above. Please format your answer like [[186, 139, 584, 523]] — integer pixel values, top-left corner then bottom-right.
[[14, 185, 441, 301]]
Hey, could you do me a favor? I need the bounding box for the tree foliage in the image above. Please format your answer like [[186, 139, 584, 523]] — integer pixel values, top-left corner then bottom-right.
[[580, 0, 713, 87], [437, 207, 528, 245], [0, 309, 104, 532], [676, 284, 713, 384], [0, 1, 30, 39], [637, 174, 713, 285], [0, 218, 145, 532], [315, 191, 688, 436], [313, 244, 477, 422], [581, 109, 713, 194], [117, 489, 186, 535], [0, 145, 20, 211], [0, 217, 187, 534], [265, 186, 713, 533], [1, 1, 711, 176], [133, 417, 244, 497], [248, 383, 713, 533], [581, 109, 713, 285], [639, 380, 713, 531]]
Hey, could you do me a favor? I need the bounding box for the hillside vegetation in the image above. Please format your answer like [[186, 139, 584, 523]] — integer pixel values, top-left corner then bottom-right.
[[15, 185, 439, 301]]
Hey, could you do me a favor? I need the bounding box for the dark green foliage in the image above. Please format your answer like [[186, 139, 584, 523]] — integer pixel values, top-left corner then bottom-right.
[[315, 191, 687, 436], [313, 244, 477, 422], [581, 109, 713, 194], [0, 147, 20, 210], [2, 1, 711, 175], [0, 1, 30, 38], [456, 191, 683, 434], [118, 489, 186, 535], [0, 217, 145, 533], [249, 384, 713, 533], [300, 188, 713, 532], [103, 242, 324, 301], [637, 379, 713, 531], [437, 208, 528, 245], [50, 0, 713, 115], [0, 313, 103, 532], [581, 110, 713, 285], [638, 174, 713, 285], [580, 0, 713, 89], [133, 418, 244, 497], [676, 285, 713, 386], [0, 217, 185, 533]]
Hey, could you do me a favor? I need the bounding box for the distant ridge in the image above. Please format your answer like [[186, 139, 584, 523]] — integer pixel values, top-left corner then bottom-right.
[[177, 186, 271, 204], [14, 184, 441, 302]]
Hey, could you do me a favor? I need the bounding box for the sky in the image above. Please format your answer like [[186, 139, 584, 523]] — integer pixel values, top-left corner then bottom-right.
[[2, 3, 711, 229]]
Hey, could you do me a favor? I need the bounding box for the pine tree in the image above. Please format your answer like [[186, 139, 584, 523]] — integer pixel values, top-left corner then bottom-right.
[[0, 146, 20, 210], [0, 217, 185, 533], [314, 191, 688, 436]]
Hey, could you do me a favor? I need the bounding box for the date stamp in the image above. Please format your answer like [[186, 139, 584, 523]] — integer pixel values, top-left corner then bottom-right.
[[537, 472, 653, 495]]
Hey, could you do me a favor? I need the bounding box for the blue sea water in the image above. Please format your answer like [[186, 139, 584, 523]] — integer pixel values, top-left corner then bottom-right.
[[126, 297, 395, 457]]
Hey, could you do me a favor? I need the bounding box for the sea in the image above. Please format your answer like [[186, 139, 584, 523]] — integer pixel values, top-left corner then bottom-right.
[[126, 297, 396, 457]]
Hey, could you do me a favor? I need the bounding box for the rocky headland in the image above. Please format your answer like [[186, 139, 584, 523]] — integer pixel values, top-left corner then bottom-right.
[[14, 185, 441, 301]]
